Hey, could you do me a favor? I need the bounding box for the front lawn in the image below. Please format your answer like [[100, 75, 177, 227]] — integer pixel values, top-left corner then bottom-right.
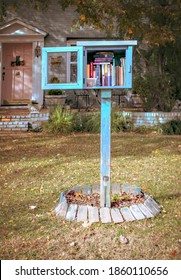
[[0, 132, 180, 259]]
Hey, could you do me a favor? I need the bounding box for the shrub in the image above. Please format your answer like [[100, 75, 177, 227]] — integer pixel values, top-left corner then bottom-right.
[[43, 106, 73, 133], [133, 73, 176, 112], [112, 112, 133, 132], [73, 111, 133, 133], [86, 112, 101, 133], [48, 77, 63, 95], [48, 89, 63, 95], [43, 109, 134, 134], [72, 112, 91, 132], [161, 119, 181, 135]]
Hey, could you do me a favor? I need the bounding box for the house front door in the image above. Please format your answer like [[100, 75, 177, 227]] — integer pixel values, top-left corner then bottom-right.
[[2, 43, 32, 105]]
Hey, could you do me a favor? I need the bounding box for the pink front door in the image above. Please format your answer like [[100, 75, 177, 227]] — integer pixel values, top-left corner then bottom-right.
[[2, 43, 32, 104]]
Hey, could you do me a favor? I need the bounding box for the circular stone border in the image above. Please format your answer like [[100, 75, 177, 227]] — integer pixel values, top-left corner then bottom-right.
[[55, 184, 161, 224]]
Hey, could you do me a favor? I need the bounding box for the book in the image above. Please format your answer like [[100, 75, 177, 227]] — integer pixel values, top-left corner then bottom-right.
[[93, 52, 114, 58], [95, 65, 101, 86], [102, 64, 105, 86], [112, 58, 116, 86], [119, 66, 123, 86], [86, 64, 90, 78], [104, 64, 108, 86], [120, 57, 126, 85], [93, 65, 96, 78], [90, 62, 94, 78], [106, 64, 110, 86], [94, 57, 113, 63], [93, 62, 111, 65], [116, 65, 119, 86]]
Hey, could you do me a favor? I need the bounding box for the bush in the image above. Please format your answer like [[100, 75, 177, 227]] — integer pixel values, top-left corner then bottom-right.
[[86, 113, 101, 133], [43, 109, 133, 134], [111, 112, 133, 132], [76, 111, 133, 133], [48, 77, 63, 95], [43, 106, 73, 133], [161, 119, 181, 135], [133, 73, 176, 112], [48, 89, 63, 95], [72, 112, 91, 132]]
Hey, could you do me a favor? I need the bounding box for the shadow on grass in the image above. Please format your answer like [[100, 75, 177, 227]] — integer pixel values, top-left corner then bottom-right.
[[0, 133, 180, 165]]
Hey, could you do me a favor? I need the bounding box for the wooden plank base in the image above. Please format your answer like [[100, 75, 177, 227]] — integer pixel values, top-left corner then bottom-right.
[[120, 207, 135, 221], [88, 206, 99, 223], [55, 184, 160, 223], [77, 205, 88, 222], [100, 207, 112, 223], [138, 204, 154, 219], [66, 204, 78, 221], [111, 208, 124, 223], [130, 204, 145, 220], [55, 200, 68, 217], [144, 198, 160, 215]]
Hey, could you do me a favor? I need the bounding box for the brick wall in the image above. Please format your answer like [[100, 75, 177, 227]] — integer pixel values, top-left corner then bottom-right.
[[0, 112, 49, 131], [122, 112, 181, 127]]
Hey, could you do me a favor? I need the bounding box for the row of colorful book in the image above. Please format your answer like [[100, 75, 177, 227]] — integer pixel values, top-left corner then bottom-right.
[[86, 52, 126, 87]]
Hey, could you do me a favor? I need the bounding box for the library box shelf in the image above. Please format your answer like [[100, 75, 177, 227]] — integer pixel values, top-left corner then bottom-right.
[[42, 41, 137, 91]]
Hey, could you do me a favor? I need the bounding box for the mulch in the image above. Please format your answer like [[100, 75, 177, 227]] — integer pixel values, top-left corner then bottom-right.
[[65, 190, 146, 209]]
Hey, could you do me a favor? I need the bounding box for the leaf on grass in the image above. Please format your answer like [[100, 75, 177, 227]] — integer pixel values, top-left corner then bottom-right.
[[82, 221, 92, 228], [119, 235, 129, 244], [142, 186, 149, 190], [29, 205, 37, 210], [75, 193, 83, 198], [171, 250, 177, 257]]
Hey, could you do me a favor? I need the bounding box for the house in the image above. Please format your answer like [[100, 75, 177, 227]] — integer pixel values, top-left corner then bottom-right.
[[0, 1, 105, 108]]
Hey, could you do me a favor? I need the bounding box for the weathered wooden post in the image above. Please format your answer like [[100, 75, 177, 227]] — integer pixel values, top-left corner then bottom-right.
[[100, 89, 111, 207]]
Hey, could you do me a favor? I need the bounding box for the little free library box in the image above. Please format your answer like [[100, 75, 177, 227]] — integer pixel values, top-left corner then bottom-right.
[[42, 40, 137, 90], [42, 41, 160, 221]]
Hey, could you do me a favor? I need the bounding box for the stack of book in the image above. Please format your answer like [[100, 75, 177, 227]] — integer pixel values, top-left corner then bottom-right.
[[86, 51, 125, 87]]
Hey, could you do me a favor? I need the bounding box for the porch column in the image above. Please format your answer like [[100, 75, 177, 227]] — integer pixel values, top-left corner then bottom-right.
[[32, 41, 44, 106]]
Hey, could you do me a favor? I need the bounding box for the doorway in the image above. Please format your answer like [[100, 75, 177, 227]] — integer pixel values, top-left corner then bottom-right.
[[2, 43, 32, 105]]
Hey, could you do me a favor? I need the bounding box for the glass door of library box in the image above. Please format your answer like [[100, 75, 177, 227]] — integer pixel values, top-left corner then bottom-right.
[[42, 46, 83, 90]]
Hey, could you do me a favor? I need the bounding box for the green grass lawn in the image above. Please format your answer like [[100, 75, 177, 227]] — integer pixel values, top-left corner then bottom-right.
[[0, 132, 181, 260]]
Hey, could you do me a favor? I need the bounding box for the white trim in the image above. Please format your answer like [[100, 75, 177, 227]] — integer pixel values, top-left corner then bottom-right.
[[0, 19, 47, 36], [32, 41, 44, 105], [77, 40, 137, 46]]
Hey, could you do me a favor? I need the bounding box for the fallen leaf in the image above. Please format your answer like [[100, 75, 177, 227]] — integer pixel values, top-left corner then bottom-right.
[[69, 242, 76, 247], [82, 221, 92, 228], [29, 205, 37, 210], [119, 235, 129, 244], [75, 193, 83, 198], [171, 250, 177, 257]]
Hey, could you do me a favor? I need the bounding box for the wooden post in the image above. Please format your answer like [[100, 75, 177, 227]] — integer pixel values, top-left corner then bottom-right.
[[100, 89, 111, 208]]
